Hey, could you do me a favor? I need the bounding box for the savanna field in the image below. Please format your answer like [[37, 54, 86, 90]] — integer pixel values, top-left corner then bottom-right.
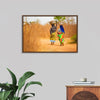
[[23, 23, 77, 52]]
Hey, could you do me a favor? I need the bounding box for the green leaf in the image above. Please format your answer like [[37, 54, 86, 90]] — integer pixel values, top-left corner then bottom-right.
[[13, 97, 20, 100], [8, 84, 18, 99], [9, 84, 18, 92], [4, 90, 12, 100], [24, 81, 42, 92], [22, 96, 32, 100], [0, 83, 10, 91], [0, 92, 3, 100], [0, 90, 12, 100], [21, 93, 35, 98], [0, 83, 18, 99], [21, 93, 35, 100], [54, 16, 66, 22], [7, 68, 17, 85], [0, 93, 2, 99], [18, 71, 35, 92]]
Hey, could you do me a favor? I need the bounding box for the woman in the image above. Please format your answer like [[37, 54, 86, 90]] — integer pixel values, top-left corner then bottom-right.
[[49, 21, 57, 45], [57, 25, 65, 46]]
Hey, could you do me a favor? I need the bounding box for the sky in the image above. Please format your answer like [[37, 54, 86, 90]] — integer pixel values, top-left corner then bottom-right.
[[23, 16, 77, 25], [23, 17, 54, 25]]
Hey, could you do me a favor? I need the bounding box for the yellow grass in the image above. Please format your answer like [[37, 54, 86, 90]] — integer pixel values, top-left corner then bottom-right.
[[23, 23, 77, 52]]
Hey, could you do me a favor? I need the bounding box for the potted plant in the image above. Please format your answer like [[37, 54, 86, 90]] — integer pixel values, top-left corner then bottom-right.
[[0, 68, 42, 100]]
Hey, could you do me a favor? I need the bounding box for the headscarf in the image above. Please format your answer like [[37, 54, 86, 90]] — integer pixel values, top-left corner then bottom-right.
[[60, 25, 65, 33]]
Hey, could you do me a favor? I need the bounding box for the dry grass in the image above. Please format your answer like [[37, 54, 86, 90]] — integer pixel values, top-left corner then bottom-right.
[[23, 23, 77, 52]]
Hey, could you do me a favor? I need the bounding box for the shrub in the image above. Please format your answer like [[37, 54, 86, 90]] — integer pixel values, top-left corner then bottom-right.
[[70, 34, 77, 43]]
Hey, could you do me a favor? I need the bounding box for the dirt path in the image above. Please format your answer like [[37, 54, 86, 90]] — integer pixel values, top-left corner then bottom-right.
[[39, 38, 77, 52]]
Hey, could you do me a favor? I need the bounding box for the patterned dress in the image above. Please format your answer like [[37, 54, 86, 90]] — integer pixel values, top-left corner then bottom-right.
[[58, 32, 64, 45], [50, 32, 56, 42], [57, 25, 65, 45], [50, 24, 57, 43]]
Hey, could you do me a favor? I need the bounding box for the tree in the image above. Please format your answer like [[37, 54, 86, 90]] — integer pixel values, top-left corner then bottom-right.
[[36, 19, 40, 24], [54, 16, 66, 23], [66, 17, 75, 24], [66, 17, 70, 24]]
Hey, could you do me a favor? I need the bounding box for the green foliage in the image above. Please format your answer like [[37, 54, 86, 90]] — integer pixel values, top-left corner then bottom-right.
[[54, 16, 66, 22], [24, 81, 42, 92], [0, 83, 11, 91], [0, 68, 42, 100], [18, 71, 35, 93], [7, 68, 17, 86], [0, 90, 12, 100], [70, 34, 77, 43], [21, 93, 35, 100]]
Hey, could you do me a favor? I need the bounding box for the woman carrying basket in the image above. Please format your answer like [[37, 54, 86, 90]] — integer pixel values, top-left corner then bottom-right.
[[49, 21, 57, 45]]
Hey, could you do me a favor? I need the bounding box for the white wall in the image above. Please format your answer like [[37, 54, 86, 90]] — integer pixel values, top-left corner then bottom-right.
[[0, 0, 100, 100]]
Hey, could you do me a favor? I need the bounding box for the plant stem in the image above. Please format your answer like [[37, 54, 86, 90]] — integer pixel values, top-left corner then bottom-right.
[[17, 91, 19, 98]]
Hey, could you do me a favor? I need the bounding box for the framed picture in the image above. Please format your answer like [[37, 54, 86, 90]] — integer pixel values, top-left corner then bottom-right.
[[22, 15, 78, 53]]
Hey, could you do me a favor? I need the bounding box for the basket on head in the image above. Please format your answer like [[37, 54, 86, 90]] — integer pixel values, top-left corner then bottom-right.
[[49, 20, 56, 25]]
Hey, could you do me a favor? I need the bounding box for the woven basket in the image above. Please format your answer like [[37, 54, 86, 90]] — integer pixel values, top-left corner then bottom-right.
[[49, 20, 56, 24]]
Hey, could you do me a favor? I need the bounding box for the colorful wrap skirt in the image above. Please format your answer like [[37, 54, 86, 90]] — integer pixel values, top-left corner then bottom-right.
[[50, 32, 56, 42], [58, 33, 64, 44]]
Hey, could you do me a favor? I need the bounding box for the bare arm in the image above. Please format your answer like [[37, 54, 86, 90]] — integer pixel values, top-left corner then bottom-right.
[[50, 28, 52, 34]]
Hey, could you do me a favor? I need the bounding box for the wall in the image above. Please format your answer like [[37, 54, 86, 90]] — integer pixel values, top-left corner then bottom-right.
[[0, 0, 100, 100]]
